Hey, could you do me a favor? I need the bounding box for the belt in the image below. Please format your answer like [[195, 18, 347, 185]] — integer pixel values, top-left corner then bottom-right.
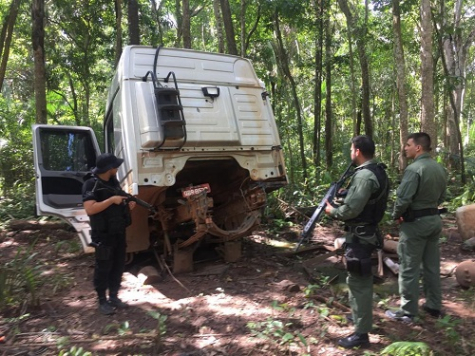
[[412, 208, 439, 218], [344, 224, 377, 235]]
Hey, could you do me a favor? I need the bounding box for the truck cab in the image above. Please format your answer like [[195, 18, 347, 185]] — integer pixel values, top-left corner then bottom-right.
[[33, 45, 288, 272]]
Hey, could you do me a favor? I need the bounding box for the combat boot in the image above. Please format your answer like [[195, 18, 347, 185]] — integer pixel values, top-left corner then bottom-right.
[[98, 299, 115, 315], [338, 332, 369, 348], [109, 296, 128, 309]]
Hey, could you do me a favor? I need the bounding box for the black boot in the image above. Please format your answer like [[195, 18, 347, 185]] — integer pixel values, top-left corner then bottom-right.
[[98, 298, 115, 315], [423, 305, 443, 318], [338, 332, 369, 349], [109, 295, 128, 309]]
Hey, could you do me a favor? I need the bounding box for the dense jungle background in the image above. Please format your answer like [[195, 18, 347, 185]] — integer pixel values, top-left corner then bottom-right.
[[1, 0, 475, 355]]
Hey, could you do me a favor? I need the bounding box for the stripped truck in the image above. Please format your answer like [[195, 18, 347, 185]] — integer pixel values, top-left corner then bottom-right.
[[32, 45, 288, 272]]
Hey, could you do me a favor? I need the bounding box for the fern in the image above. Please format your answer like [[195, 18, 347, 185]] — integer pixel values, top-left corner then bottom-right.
[[380, 341, 433, 356]]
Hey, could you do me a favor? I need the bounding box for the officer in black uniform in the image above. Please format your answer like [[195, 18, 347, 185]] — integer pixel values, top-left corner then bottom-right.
[[82, 153, 136, 315]]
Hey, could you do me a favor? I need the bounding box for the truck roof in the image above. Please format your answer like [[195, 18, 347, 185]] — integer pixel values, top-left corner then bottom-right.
[[116, 45, 262, 87]]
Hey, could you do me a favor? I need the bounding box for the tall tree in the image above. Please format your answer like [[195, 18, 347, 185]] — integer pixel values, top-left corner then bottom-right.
[[128, 0, 140, 44], [174, 0, 183, 47], [337, 0, 373, 137], [32, 0, 46, 124], [213, 0, 225, 53], [240, 2, 261, 57], [420, 0, 436, 143], [182, 0, 191, 48], [312, 0, 324, 169], [436, 0, 474, 182], [324, 16, 333, 169], [273, 9, 307, 180], [114, 0, 123, 68], [0, 0, 21, 92], [220, 0, 238, 55], [392, 0, 408, 171]]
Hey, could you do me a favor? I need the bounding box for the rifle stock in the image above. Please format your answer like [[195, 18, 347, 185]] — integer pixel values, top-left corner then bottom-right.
[[295, 162, 354, 251]]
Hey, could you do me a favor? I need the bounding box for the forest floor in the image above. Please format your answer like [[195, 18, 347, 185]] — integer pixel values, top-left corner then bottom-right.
[[1, 213, 474, 356]]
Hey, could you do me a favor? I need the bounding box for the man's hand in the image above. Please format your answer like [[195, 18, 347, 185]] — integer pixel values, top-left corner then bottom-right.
[[394, 216, 404, 224], [324, 200, 333, 215], [111, 195, 128, 205], [128, 200, 137, 210]]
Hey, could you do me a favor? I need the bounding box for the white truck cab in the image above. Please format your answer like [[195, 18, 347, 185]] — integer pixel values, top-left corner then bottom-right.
[[33, 45, 287, 271]]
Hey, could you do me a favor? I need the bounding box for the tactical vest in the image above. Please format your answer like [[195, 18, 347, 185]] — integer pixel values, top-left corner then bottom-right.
[[346, 163, 389, 226], [87, 176, 131, 242]]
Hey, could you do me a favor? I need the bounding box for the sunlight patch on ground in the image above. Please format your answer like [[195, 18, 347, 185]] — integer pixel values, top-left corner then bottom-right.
[[249, 233, 294, 248], [0, 239, 20, 248], [119, 272, 168, 307]]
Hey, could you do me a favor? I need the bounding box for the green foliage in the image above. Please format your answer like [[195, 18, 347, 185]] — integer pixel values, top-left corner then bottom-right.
[[435, 315, 461, 346], [380, 341, 433, 356], [148, 310, 168, 350], [0, 243, 41, 309], [0, 180, 36, 223], [247, 300, 312, 353], [54, 239, 82, 256], [247, 317, 306, 348], [103, 321, 131, 335], [57, 346, 92, 356]]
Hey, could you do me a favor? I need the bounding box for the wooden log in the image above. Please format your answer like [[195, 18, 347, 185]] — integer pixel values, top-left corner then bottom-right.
[[137, 266, 162, 285]]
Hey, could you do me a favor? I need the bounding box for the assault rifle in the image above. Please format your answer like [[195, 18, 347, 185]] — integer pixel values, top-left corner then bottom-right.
[[92, 179, 157, 214], [295, 162, 355, 251]]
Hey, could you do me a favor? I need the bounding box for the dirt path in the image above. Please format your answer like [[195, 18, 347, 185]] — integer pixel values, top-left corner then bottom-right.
[[1, 217, 474, 355]]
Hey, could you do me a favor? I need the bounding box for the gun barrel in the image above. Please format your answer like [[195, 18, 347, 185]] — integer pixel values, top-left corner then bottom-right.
[[295, 161, 354, 252]]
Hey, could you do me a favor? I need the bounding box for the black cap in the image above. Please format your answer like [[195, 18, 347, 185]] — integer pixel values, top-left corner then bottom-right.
[[92, 153, 124, 174]]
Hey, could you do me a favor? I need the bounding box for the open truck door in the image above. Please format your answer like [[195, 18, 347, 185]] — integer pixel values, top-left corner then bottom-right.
[[32, 124, 101, 253]]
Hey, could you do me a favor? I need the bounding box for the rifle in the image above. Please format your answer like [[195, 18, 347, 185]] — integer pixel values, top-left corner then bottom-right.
[[92, 179, 157, 214], [295, 162, 355, 251]]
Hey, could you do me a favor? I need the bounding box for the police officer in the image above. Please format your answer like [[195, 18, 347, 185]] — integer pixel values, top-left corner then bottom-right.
[[82, 153, 136, 315], [324, 135, 389, 349], [386, 132, 447, 322]]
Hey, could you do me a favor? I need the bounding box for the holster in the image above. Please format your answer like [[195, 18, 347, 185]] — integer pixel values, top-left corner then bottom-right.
[[345, 243, 374, 276]]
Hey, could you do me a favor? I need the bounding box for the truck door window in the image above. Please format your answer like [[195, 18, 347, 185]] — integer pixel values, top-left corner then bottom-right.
[[41, 130, 96, 172]]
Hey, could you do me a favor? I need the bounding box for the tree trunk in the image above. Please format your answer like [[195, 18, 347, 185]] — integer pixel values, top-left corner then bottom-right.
[[240, 0, 246, 56], [213, 0, 225, 53], [127, 0, 140, 45], [114, 0, 123, 68], [150, 0, 164, 46], [337, 0, 372, 137], [220, 0, 238, 55], [182, 0, 191, 48], [174, 0, 182, 47], [313, 0, 324, 169], [242, 4, 261, 57], [0, 0, 21, 93], [435, 0, 473, 182], [273, 10, 307, 180], [32, 0, 47, 124], [346, 15, 358, 137], [324, 17, 333, 169], [392, 0, 408, 172], [420, 0, 436, 145]]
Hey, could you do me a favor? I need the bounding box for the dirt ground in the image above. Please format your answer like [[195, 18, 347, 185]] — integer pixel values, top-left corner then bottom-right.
[[1, 215, 474, 356]]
